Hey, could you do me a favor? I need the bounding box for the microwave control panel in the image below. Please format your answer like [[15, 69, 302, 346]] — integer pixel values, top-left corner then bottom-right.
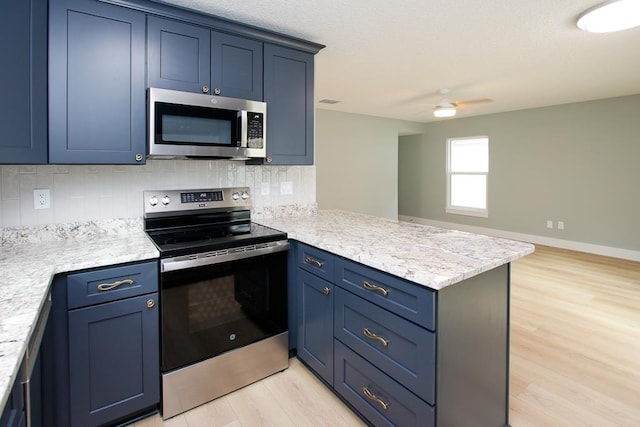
[[247, 112, 264, 148]]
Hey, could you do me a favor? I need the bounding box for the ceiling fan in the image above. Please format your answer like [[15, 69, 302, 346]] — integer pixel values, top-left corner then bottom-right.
[[434, 88, 493, 118]]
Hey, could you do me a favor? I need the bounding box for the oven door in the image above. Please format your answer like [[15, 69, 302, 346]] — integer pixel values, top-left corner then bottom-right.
[[160, 250, 287, 372]]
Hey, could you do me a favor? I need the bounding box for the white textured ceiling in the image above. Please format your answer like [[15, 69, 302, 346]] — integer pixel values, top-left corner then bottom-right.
[[151, 0, 640, 122]]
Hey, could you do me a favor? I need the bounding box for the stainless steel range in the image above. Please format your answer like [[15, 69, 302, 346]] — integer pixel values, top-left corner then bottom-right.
[[143, 187, 289, 419]]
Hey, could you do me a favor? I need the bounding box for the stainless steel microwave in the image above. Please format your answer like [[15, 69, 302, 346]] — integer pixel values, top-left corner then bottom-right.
[[147, 88, 266, 160]]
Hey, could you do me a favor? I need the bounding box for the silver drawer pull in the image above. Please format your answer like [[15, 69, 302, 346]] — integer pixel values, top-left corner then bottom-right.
[[362, 328, 389, 347], [304, 256, 324, 268], [362, 386, 390, 411], [97, 279, 134, 291], [362, 280, 389, 297]]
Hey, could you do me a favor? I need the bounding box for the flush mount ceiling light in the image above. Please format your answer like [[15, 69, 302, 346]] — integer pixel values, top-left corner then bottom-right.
[[577, 0, 640, 33], [434, 104, 457, 118], [433, 88, 457, 118]]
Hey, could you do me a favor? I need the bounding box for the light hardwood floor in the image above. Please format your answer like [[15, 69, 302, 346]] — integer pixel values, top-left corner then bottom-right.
[[509, 245, 640, 426], [132, 245, 640, 426]]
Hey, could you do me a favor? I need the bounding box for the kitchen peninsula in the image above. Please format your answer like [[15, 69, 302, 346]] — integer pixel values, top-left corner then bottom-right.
[[259, 210, 534, 426], [1, 210, 533, 426]]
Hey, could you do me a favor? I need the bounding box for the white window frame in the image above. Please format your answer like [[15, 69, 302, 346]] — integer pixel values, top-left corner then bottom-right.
[[446, 136, 489, 218]]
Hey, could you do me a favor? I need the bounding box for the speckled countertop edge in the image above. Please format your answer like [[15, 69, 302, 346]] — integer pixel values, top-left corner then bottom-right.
[[257, 210, 535, 290], [0, 230, 159, 411]]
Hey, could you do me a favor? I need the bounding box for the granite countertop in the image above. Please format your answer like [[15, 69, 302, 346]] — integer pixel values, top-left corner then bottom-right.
[[258, 210, 535, 290], [0, 228, 159, 411], [0, 209, 534, 411]]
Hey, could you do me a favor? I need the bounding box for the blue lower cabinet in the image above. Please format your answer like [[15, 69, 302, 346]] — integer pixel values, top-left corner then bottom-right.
[[334, 288, 436, 405], [68, 293, 159, 427], [297, 269, 334, 386], [0, 374, 26, 427], [334, 340, 435, 427]]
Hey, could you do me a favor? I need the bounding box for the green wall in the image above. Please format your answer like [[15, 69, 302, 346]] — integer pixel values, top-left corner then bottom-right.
[[399, 94, 640, 251], [316, 109, 423, 219]]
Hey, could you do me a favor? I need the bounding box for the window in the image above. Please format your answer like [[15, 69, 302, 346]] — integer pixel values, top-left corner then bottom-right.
[[446, 136, 489, 217]]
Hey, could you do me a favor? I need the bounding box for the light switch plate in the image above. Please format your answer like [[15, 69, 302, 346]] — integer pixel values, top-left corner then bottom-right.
[[261, 182, 270, 196], [280, 181, 293, 195]]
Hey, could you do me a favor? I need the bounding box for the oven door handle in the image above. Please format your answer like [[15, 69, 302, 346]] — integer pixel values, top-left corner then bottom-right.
[[161, 240, 289, 272]]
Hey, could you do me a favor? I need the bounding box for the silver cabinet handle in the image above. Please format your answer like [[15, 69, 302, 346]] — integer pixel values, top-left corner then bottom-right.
[[323, 286, 331, 296], [147, 299, 155, 308], [362, 280, 389, 296], [305, 256, 324, 268], [362, 386, 389, 411], [362, 328, 389, 347], [97, 279, 134, 291]]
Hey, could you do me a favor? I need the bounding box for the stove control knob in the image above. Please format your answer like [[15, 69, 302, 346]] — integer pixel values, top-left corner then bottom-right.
[[149, 196, 159, 206], [161, 195, 171, 205], [241, 191, 249, 200], [232, 192, 240, 201]]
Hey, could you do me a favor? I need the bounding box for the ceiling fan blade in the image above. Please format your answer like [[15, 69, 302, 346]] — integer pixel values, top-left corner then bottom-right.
[[452, 98, 494, 107]]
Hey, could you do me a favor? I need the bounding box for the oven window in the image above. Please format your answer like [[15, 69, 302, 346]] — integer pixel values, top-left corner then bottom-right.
[[155, 102, 239, 146], [160, 252, 287, 372]]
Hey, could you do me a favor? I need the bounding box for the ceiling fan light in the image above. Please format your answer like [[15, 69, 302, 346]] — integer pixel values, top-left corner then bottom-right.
[[577, 0, 640, 33], [434, 105, 456, 118]]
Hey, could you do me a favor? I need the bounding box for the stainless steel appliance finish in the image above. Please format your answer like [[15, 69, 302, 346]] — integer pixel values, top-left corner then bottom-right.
[[147, 88, 266, 160], [162, 332, 288, 419], [143, 187, 289, 419], [20, 293, 51, 427]]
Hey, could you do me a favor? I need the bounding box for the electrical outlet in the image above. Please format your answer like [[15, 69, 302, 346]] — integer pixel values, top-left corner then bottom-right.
[[557, 221, 565, 230], [261, 182, 270, 196], [546, 220, 553, 229], [34, 189, 51, 210], [280, 181, 293, 195]]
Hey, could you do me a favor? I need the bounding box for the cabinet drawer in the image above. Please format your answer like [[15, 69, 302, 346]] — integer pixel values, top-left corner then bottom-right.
[[334, 288, 435, 404], [67, 261, 158, 309], [296, 242, 334, 282], [335, 257, 435, 331], [334, 340, 435, 427]]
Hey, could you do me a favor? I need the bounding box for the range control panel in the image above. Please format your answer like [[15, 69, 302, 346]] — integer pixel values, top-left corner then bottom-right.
[[143, 187, 250, 215]]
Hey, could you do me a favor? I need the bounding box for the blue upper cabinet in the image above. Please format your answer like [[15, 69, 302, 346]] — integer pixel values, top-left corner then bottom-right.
[[262, 44, 315, 165], [147, 16, 211, 94], [0, 0, 47, 164], [48, 0, 146, 164], [211, 32, 263, 101], [147, 16, 263, 101]]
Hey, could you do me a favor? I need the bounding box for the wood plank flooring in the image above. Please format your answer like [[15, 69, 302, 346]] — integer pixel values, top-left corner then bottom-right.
[[132, 245, 640, 426], [130, 357, 366, 427], [509, 245, 640, 426]]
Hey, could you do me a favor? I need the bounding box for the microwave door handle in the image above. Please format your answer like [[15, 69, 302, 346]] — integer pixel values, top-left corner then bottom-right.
[[238, 110, 248, 148]]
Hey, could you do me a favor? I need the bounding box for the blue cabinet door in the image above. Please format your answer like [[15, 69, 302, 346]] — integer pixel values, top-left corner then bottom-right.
[[297, 269, 334, 385], [48, 0, 146, 164], [262, 44, 314, 165], [0, 371, 26, 427], [0, 0, 47, 164], [211, 32, 263, 101], [147, 16, 211, 94], [68, 293, 159, 427]]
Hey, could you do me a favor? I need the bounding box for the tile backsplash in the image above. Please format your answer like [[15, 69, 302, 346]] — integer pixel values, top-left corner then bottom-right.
[[0, 160, 316, 227]]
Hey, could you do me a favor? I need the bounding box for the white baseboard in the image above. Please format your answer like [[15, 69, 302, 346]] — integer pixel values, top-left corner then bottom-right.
[[398, 215, 640, 262]]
